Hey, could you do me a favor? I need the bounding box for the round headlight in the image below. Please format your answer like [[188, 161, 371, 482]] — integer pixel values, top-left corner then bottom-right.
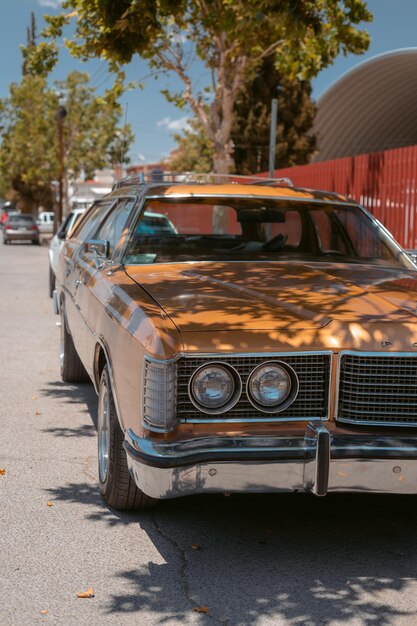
[[190, 363, 241, 413], [247, 361, 298, 412]]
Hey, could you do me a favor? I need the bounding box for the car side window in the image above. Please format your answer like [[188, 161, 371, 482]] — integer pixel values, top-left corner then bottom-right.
[[71, 201, 115, 242], [93, 198, 136, 257], [58, 213, 73, 236]]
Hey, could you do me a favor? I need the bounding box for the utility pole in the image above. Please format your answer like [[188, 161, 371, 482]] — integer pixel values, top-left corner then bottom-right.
[[268, 97, 278, 178], [55, 103, 67, 233]]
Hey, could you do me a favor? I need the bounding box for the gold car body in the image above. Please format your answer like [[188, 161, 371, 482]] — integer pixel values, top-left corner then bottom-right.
[[55, 180, 417, 499]]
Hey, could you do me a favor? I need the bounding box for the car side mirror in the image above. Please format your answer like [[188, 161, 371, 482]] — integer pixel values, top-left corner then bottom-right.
[[84, 239, 110, 268], [57, 230, 66, 240]]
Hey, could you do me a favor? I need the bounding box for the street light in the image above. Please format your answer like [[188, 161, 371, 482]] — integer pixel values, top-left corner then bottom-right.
[[268, 98, 278, 178], [268, 85, 283, 179], [55, 99, 67, 233]]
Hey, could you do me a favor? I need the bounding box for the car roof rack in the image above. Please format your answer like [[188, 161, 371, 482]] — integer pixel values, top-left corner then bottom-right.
[[112, 172, 293, 190]]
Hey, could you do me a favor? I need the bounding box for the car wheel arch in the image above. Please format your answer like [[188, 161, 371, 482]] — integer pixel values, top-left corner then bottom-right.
[[93, 342, 107, 393], [93, 340, 125, 432]]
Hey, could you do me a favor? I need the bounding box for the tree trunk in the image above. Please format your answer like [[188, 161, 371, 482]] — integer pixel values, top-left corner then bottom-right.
[[212, 131, 234, 233]]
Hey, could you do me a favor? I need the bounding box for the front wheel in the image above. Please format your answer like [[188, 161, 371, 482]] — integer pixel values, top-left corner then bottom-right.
[[98, 365, 157, 510]]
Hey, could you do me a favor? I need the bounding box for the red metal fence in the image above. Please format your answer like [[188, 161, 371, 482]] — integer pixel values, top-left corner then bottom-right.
[[272, 145, 417, 249]]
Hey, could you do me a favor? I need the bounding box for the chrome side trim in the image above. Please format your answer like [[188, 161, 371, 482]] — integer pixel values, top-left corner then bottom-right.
[[144, 193, 357, 207], [52, 289, 60, 316], [337, 349, 417, 357], [334, 417, 417, 429], [93, 336, 125, 430], [179, 416, 325, 425], [146, 349, 334, 362], [358, 205, 414, 268]]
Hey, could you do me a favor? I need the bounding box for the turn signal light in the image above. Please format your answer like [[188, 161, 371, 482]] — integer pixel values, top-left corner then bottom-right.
[[143, 357, 178, 432]]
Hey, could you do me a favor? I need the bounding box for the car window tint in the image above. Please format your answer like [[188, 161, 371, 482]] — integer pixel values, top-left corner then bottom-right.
[[335, 208, 395, 260], [93, 198, 136, 256], [142, 200, 240, 235], [123, 198, 405, 267], [67, 212, 84, 237], [10, 215, 34, 223], [137, 214, 178, 235], [310, 210, 350, 255], [58, 213, 73, 236], [269, 210, 301, 247], [71, 201, 115, 241]]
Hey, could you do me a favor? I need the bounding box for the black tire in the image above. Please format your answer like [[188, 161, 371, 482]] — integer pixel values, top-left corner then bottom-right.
[[49, 266, 55, 298], [32, 239, 40, 245], [3, 239, 8, 245], [98, 365, 157, 510], [60, 309, 90, 383]]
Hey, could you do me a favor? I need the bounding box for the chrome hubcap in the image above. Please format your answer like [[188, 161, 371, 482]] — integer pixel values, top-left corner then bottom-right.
[[98, 380, 110, 483]]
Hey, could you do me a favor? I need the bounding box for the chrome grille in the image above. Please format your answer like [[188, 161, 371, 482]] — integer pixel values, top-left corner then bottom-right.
[[337, 353, 417, 426], [177, 353, 331, 422]]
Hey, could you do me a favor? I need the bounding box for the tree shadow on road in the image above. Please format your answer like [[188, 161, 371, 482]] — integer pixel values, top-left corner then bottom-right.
[[39, 374, 417, 625], [40, 379, 98, 435], [43, 475, 417, 625], [39, 375, 417, 625]]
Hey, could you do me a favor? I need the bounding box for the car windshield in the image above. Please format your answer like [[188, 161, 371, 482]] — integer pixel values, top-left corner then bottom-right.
[[9, 215, 34, 224], [123, 197, 408, 268]]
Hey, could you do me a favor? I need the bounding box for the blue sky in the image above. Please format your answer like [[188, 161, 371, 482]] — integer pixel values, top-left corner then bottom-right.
[[1, 0, 417, 165]]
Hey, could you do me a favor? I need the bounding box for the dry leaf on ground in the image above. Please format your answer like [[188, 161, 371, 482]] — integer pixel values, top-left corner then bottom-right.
[[77, 588, 95, 598], [35, 410, 41, 416], [193, 606, 209, 614], [40, 610, 48, 615], [32, 395, 37, 400], [191, 544, 200, 550], [0, 469, 6, 476], [46, 502, 54, 507]]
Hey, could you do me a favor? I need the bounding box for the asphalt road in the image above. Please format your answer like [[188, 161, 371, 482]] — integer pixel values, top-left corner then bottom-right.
[[1, 241, 417, 626]]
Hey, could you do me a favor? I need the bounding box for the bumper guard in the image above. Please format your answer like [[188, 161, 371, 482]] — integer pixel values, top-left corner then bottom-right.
[[124, 420, 417, 499]]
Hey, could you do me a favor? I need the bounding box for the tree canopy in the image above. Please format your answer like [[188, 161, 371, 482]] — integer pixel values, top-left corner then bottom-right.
[[42, 0, 372, 173], [169, 59, 317, 174], [0, 71, 132, 212], [233, 59, 317, 174]]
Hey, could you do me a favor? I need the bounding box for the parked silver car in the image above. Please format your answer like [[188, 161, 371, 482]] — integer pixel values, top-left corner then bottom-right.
[[48, 208, 86, 296], [3, 214, 39, 245]]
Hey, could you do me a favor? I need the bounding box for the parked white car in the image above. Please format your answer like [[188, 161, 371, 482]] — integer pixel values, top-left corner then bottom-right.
[[48, 208, 86, 296], [37, 211, 55, 237]]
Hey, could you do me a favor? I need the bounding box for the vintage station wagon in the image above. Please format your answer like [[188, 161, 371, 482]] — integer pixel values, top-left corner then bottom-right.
[[54, 175, 417, 509]]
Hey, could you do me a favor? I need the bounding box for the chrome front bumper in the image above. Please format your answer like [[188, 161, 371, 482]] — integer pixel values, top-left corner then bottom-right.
[[124, 421, 417, 499]]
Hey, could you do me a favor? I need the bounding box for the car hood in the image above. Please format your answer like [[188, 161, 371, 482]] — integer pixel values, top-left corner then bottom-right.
[[124, 261, 417, 332]]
